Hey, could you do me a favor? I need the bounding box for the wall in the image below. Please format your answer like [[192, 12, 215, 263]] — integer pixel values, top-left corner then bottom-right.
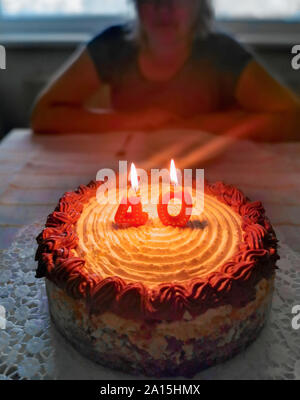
[[0, 41, 299, 140], [0, 44, 75, 137]]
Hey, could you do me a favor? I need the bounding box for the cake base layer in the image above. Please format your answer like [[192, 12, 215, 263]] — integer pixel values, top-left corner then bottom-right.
[[46, 277, 274, 378]]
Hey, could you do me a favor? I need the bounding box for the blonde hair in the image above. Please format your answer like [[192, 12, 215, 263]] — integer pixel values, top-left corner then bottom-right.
[[126, 0, 215, 44]]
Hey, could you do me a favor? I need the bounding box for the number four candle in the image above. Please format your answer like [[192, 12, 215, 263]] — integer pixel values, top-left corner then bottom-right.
[[114, 163, 148, 227]]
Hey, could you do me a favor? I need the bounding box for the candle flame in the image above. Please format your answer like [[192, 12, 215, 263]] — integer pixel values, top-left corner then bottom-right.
[[170, 159, 178, 186], [130, 163, 139, 192]]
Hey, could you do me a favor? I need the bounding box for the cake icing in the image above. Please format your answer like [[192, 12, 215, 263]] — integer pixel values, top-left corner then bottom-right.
[[36, 179, 278, 322], [74, 184, 243, 287], [35, 179, 279, 377]]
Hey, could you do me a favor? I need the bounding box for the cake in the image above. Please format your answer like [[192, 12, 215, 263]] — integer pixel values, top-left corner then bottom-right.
[[35, 178, 279, 378]]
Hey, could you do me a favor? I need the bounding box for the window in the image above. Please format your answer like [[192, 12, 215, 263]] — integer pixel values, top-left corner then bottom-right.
[[0, 0, 133, 17], [0, 1, 300, 44], [215, 0, 300, 20], [1, 0, 300, 20]]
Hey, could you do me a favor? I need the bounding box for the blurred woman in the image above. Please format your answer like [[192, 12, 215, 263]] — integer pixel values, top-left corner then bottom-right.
[[31, 0, 300, 141]]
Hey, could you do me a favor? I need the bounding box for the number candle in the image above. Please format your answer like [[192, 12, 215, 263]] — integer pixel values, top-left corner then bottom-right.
[[114, 163, 148, 227], [157, 160, 193, 227]]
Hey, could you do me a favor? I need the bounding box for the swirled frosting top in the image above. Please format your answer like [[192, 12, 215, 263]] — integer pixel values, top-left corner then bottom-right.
[[35, 180, 279, 321], [74, 184, 243, 288]]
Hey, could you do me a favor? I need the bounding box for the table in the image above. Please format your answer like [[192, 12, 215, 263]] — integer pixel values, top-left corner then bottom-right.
[[0, 128, 300, 380], [0, 128, 299, 254]]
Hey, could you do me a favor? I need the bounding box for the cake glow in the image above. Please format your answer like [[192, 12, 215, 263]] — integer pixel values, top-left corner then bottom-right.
[[114, 163, 148, 227], [36, 177, 279, 377]]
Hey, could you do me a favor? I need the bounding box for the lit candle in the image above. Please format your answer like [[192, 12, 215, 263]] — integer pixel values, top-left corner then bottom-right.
[[114, 163, 148, 227], [157, 159, 193, 227]]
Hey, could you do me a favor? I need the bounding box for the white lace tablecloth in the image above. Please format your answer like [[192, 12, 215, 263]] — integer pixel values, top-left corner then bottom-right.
[[0, 222, 299, 380]]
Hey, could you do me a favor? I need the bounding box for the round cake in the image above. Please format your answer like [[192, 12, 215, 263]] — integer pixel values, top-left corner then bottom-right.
[[35, 179, 279, 377]]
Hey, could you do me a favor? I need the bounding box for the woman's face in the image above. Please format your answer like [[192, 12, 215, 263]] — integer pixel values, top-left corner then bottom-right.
[[137, 0, 199, 47]]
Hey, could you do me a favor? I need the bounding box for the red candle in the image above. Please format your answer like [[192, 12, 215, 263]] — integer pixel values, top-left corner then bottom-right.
[[114, 163, 148, 227], [157, 160, 193, 227]]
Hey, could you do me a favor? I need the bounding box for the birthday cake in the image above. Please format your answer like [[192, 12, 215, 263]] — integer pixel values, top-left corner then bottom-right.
[[35, 178, 279, 377]]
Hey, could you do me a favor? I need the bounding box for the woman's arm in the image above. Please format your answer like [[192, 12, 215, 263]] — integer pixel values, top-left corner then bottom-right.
[[31, 47, 179, 134], [32, 47, 142, 134], [31, 47, 103, 133], [168, 61, 300, 142]]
